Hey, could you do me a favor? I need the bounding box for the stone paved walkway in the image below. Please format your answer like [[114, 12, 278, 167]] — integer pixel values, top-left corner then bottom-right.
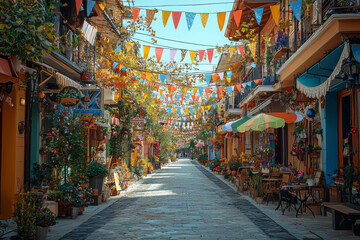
[[60, 159, 300, 240]]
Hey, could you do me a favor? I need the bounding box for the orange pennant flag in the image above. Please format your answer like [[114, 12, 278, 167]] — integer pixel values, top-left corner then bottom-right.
[[248, 42, 257, 57], [200, 13, 209, 28], [143, 92, 147, 99], [132, 8, 140, 23], [193, 88, 198, 95], [189, 50, 196, 63], [218, 87, 223, 94], [254, 79, 260, 84], [233, 10, 242, 27], [217, 12, 226, 31], [191, 95, 196, 102], [143, 45, 150, 60], [270, 4, 280, 25], [158, 100, 161, 105], [236, 83, 242, 92], [145, 72, 152, 80], [162, 11, 171, 27], [156, 83, 160, 92], [186, 108, 189, 115], [168, 85, 172, 93], [160, 89, 164, 96]]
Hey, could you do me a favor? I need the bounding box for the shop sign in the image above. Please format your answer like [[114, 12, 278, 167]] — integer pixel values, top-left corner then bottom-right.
[[74, 89, 103, 116], [58, 86, 82, 107]]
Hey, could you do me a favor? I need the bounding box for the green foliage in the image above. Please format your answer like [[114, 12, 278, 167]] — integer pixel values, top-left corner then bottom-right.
[[31, 162, 53, 187], [250, 174, 263, 197], [229, 161, 241, 171], [0, 0, 61, 62], [36, 208, 56, 227], [86, 161, 108, 178]]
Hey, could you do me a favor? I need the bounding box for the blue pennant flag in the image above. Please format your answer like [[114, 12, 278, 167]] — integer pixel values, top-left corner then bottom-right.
[[226, 71, 232, 79], [113, 62, 118, 68], [134, 74, 139, 79], [198, 88, 204, 96], [87, 0, 96, 16], [177, 94, 181, 102], [177, 108, 181, 115], [195, 107, 198, 114], [251, 63, 257, 68], [205, 74, 212, 85], [116, 45, 121, 53], [289, 0, 302, 21], [253, 7, 264, 25], [246, 82, 252, 87], [212, 105, 216, 110], [187, 94, 190, 100], [185, 12, 196, 31], [159, 74, 166, 84], [189, 108, 194, 115], [227, 86, 233, 96], [168, 107, 172, 115], [212, 94, 216, 98]]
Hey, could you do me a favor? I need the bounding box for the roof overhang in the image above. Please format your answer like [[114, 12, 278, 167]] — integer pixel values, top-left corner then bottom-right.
[[275, 14, 360, 90], [239, 85, 275, 107]]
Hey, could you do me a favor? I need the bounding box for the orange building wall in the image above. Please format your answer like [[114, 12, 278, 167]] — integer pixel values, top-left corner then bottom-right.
[[1, 84, 26, 219]]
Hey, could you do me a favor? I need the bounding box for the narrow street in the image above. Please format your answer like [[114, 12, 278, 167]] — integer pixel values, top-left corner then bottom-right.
[[60, 159, 295, 240]]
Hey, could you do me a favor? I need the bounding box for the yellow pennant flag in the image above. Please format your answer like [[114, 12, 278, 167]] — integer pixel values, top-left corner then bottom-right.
[[217, 12, 226, 31], [270, 4, 280, 25], [226, 77, 232, 83], [144, 92, 147, 99], [185, 108, 189, 115], [182, 87, 188, 95], [193, 87, 198, 95], [189, 50, 196, 63], [98, 2, 106, 11], [206, 105, 211, 110], [200, 13, 209, 28], [248, 42, 257, 57], [229, 47, 236, 57], [145, 72, 152, 80], [172, 108, 176, 115], [160, 89, 164, 96], [143, 45, 151, 60], [162, 11, 171, 27], [126, 42, 134, 52]]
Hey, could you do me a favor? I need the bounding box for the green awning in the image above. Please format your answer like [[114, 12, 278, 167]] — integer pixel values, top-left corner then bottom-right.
[[231, 116, 252, 133]]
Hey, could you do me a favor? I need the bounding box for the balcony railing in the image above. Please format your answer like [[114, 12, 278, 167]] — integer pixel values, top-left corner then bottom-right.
[[238, 74, 277, 103]]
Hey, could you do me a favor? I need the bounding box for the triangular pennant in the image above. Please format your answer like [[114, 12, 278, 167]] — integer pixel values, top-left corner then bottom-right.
[[191, 95, 196, 102], [186, 108, 189, 115], [156, 83, 160, 92], [253, 7, 264, 25], [181, 94, 184, 102], [162, 11, 171, 27], [132, 8, 140, 22], [170, 49, 177, 62], [155, 48, 164, 63], [170, 94, 173, 102], [193, 88, 198, 95], [226, 71, 232, 79], [172, 85, 177, 92], [145, 72, 152, 80], [196, 96, 200, 102], [218, 87, 223, 95], [185, 12, 196, 31], [143, 45, 151, 60], [289, 0, 302, 21], [87, 0, 96, 17], [198, 88, 204, 96], [200, 13, 209, 28], [172, 12, 182, 30], [189, 50, 196, 63], [207, 49, 214, 64], [248, 42, 256, 57], [226, 86, 233, 96], [181, 50, 188, 62], [168, 85, 173, 93], [160, 89, 164, 96], [236, 83, 242, 92], [172, 107, 176, 115], [229, 47, 236, 57], [76, 0, 83, 16], [144, 92, 148, 99], [159, 74, 166, 84], [146, 9, 156, 27], [238, 45, 244, 56], [205, 74, 212, 85], [233, 10, 242, 27], [216, 12, 226, 31], [198, 50, 205, 62], [177, 94, 181, 102], [97, 2, 106, 11], [177, 108, 181, 115], [218, 72, 224, 80], [189, 108, 194, 115], [168, 107, 172, 115], [270, 4, 280, 25]]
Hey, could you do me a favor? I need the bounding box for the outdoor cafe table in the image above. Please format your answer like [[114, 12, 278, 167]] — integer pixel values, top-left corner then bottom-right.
[[281, 184, 315, 218]]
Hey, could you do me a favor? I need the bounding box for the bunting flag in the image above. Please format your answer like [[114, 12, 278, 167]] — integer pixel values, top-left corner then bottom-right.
[[87, 0, 96, 17], [189, 50, 196, 63], [185, 12, 196, 31], [248, 42, 257, 57], [217, 12, 226, 31], [144, 92, 148, 99], [229, 47, 236, 57], [168, 85, 172, 93], [146, 9, 156, 27], [236, 83, 242, 92], [218, 87, 223, 95], [113, 62, 118, 68], [270, 4, 280, 25], [198, 50, 205, 62], [185, 108, 189, 115], [172, 107, 176, 115], [116, 45, 121, 53], [251, 63, 257, 68], [177, 94, 181, 102], [173, 85, 177, 92], [145, 72, 152, 80], [160, 89, 164, 96], [132, 8, 140, 22], [238, 45, 244, 55], [181, 94, 184, 102], [177, 108, 181, 115], [193, 87, 198, 95], [226, 71, 232, 79], [205, 74, 211, 85], [170, 49, 177, 62], [162, 11, 171, 27], [254, 79, 260, 84], [218, 72, 224, 80], [172, 12, 182, 30], [227, 86, 233, 96], [289, 0, 302, 21], [181, 50, 188, 62], [143, 45, 150, 60], [156, 83, 160, 92], [233, 10, 242, 27], [189, 108, 194, 115], [207, 49, 214, 64], [200, 13, 209, 28], [159, 74, 166, 83], [168, 107, 172, 115], [191, 95, 196, 102], [155, 48, 164, 63], [253, 7, 264, 25], [97, 2, 106, 11], [198, 88, 204, 96], [76, 0, 83, 15]]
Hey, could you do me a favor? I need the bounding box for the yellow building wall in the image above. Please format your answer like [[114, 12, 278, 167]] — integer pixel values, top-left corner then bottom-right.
[[0, 84, 26, 219]]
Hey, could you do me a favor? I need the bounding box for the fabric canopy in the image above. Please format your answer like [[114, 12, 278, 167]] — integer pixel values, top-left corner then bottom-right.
[[297, 42, 349, 98], [231, 116, 252, 133], [222, 120, 236, 132], [266, 112, 297, 124], [237, 113, 285, 133]]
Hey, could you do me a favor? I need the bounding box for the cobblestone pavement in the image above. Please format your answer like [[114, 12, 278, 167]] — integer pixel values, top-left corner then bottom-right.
[[60, 159, 302, 240]]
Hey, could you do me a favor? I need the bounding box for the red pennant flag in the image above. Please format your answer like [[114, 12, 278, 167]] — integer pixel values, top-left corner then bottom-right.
[[142, 74, 146, 80], [191, 95, 196, 102], [173, 85, 177, 92], [132, 8, 140, 22], [158, 100, 161, 105], [180, 100, 183, 105], [181, 95, 184, 101], [207, 49, 214, 64], [76, 0, 83, 16], [172, 12, 182, 30], [218, 87, 223, 94], [260, 78, 265, 82], [233, 10, 242, 27], [151, 81, 155, 88], [198, 50, 205, 62], [204, 87, 210, 93], [238, 45, 244, 56], [155, 48, 164, 63], [196, 96, 200, 101], [168, 85, 172, 93], [236, 83, 242, 92], [254, 79, 260, 84], [156, 83, 160, 92]]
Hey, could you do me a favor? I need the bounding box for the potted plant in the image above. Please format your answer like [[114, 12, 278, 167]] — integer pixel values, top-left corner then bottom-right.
[[36, 208, 56, 240], [229, 161, 240, 175], [86, 161, 108, 195]]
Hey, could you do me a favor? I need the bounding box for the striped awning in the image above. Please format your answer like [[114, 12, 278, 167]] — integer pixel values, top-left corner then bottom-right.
[[56, 72, 82, 89]]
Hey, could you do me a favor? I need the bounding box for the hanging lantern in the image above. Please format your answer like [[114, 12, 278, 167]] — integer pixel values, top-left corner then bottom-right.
[[38, 91, 45, 99]]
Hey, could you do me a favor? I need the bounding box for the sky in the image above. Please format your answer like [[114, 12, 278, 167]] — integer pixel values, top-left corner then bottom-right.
[[123, 0, 236, 88]]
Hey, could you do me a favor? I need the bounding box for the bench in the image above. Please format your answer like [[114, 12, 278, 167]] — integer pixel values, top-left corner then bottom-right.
[[322, 202, 360, 231]]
